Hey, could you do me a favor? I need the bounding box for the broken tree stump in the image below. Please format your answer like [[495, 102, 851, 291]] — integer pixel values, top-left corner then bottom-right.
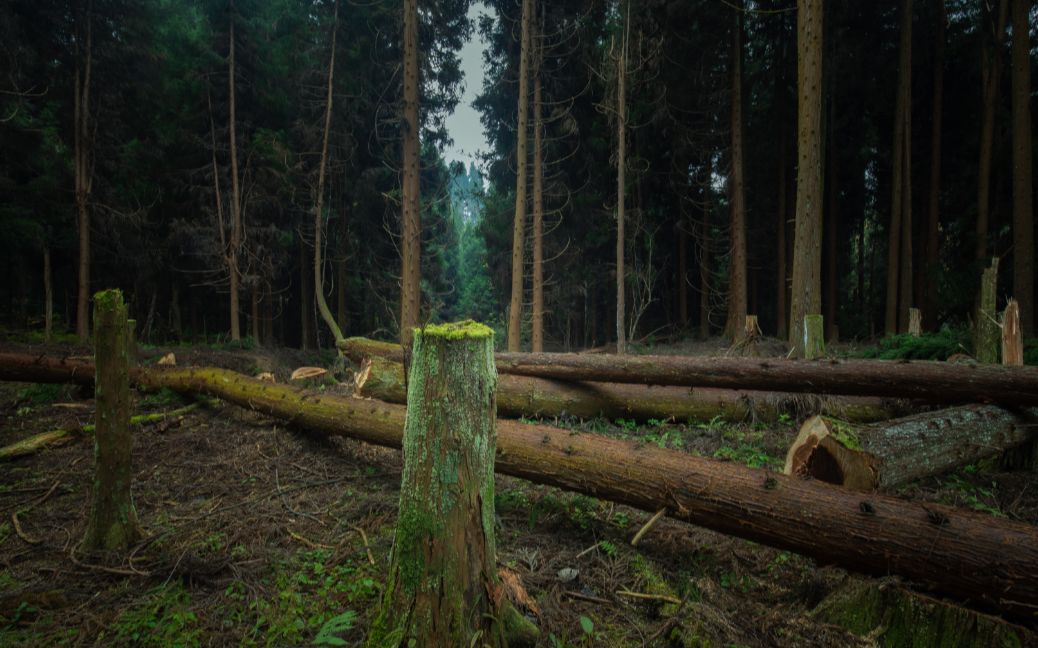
[[82, 289, 142, 553], [976, 257, 1000, 363], [366, 322, 536, 647], [908, 308, 922, 336], [783, 406, 1037, 491], [353, 354, 909, 425], [1003, 300, 1023, 366]]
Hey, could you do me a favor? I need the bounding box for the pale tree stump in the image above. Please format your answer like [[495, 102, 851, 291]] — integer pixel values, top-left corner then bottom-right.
[[976, 258, 1000, 363], [1002, 300, 1023, 366], [908, 308, 922, 336], [366, 321, 536, 647], [82, 289, 142, 553], [802, 314, 825, 360]]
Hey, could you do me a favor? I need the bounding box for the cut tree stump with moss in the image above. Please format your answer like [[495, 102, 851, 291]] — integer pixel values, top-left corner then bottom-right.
[[82, 289, 143, 553], [813, 578, 1036, 647], [353, 354, 909, 425], [784, 406, 1037, 491], [366, 321, 537, 648]]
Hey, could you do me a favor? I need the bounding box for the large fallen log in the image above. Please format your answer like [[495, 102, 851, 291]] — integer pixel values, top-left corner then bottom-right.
[[354, 355, 908, 424], [784, 407, 1038, 491], [3, 354, 1038, 623], [338, 337, 1038, 406]]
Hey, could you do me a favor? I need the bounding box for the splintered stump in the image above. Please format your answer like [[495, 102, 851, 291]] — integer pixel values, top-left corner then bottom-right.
[[353, 355, 908, 425], [784, 407, 1037, 491], [1003, 300, 1023, 366], [82, 289, 142, 552], [366, 322, 536, 647], [976, 257, 1000, 363], [908, 308, 922, 336]]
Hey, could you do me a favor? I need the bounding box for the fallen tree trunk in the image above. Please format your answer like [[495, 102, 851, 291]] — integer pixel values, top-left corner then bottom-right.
[[355, 355, 909, 424], [784, 407, 1038, 491], [3, 355, 1038, 623], [338, 337, 1038, 406]]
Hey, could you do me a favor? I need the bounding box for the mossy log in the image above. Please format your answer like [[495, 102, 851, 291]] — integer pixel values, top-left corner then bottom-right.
[[338, 337, 1038, 406], [3, 354, 1038, 622], [368, 322, 536, 647], [784, 407, 1038, 491], [354, 355, 908, 424], [82, 289, 142, 553], [813, 579, 1036, 647]]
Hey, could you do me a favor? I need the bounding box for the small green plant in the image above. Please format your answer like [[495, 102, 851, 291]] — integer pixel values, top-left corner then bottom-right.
[[579, 615, 595, 645], [16, 383, 64, 405], [107, 584, 200, 647], [614, 418, 637, 432], [313, 610, 357, 646], [696, 415, 727, 434], [598, 540, 617, 556], [139, 387, 183, 408]]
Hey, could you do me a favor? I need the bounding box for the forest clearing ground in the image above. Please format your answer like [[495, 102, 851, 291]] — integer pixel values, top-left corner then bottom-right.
[[0, 339, 1034, 646]]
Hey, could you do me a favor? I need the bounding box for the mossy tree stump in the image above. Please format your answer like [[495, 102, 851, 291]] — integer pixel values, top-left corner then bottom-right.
[[802, 314, 825, 359], [367, 321, 536, 648], [83, 289, 142, 552]]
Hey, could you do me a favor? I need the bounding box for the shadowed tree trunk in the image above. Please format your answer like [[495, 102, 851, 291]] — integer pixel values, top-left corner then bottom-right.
[[699, 156, 713, 340], [725, 0, 747, 342], [82, 290, 142, 552], [977, 0, 1008, 263], [366, 322, 536, 647], [789, 0, 824, 356], [885, 0, 913, 335], [508, 0, 533, 352], [43, 248, 53, 343], [1010, 0, 1033, 336], [532, 7, 545, 353], [74, 6, 93, 342], [923, 0, 945, 328], [313, 0, 344, 347], [227, 1, 243, 342], [777, 139, 788, 340], [399, 0, 421, 346]]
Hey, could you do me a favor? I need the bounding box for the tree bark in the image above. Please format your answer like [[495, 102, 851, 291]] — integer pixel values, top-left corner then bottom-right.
[[1003, 300, 1023, 367], [924, 0, 945, 327], [353, 354, 908, 425], [313, 1, 345, 346], [886, 0, 912, 336], [43, 247, 53, 343], [725, 2, 747, 343], [82, 290, 142, 552], [802, 314, 825, 360], [825, 118, 838, 343], [508, 0, 533, 352], [776, 140, 788, 340], [74, 8, 93, 343], [977, 0, 1009, 263], [699, 156, 713, 340], [531, 9, 545, 353], [785, 406, 1036, 491], [615, 20, 628, 354], [399, 0, 421, 346], [1010, 0, 1034, 336], [227, 2, 242, 342], [366, 322, 533, 647], [789, 0, 824, 356], [300, 239, 314, 350], [977, 257, 999, 363], [4, 357, 1038, 621]]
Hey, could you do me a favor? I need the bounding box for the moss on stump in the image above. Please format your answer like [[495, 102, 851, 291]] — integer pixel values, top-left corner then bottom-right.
[[366, 321, 536, 647], [83, 289, 142, 553]]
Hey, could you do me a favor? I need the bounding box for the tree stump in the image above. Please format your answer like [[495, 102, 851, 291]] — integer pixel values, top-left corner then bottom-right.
[[784, 406, 1037, 491], [366, 321, 536, 647], [82, 289, 142, 552], [908, 308, 922, 336], [802, 314, 825, 360], [1002, 300, 1023, 366], [976, 257, 999, 363]]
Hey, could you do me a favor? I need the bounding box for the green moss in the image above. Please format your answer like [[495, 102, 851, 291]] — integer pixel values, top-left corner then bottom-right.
[[417, 320, 493, 341], [92, 289, 125, 312], [825, 418, 862, 451]]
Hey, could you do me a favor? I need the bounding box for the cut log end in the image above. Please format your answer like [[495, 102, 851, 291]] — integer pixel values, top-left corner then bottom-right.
[[784, 416, 879, 491]]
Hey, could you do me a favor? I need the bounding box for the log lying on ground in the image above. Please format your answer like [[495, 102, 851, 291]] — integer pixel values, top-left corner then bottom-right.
[[338, 337, 1038, 406], [4, 355, 1038, 623], [784, 407, 1038, 491], [354, 355, 909, 424]]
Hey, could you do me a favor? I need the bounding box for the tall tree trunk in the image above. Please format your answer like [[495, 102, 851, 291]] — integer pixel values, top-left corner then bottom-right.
[[726, 1, 747, 342], [313, 1, 345, 346], [699, 156, 713, 340], [532, 9, 545, 352], [616, 21, 628, 354], [789, 0, 824, 356], [679, 223, 689, 327], [825, 107, 838, 343], [74, 7, 93, 342], [43, 248, 53, 343], [251, 288, 261, 345], [1010, 0, 1034, 336], [508, 0, 533, 352], [885, 0, 912, 335], [777, 140, 788, 339], [399, 0, 421, 345], [924, 0, 945, 329], [336, 216, 348, 333], [300, 239, 313, 350], [977, 0, 1009, 263], [227, 1, 242, 342]]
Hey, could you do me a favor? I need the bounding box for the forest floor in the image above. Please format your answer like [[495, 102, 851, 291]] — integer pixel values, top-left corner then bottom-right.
[[0, 337, 1035, 647]]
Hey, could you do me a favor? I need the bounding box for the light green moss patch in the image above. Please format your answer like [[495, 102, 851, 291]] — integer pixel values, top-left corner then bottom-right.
[[825, 418, 862, 451], [417, 320, 493, 341]]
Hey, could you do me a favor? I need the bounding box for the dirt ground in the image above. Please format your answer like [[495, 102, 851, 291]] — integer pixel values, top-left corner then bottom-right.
[[0, 338, 1035, 647]]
